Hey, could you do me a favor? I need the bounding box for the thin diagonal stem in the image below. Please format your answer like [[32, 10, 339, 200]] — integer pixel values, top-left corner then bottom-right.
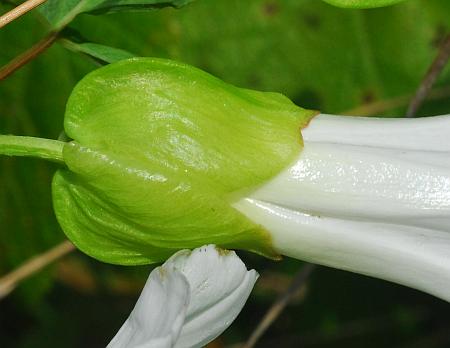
[[0, 0, 48, 29], [242, 263, 316, 348], [0, 240, 76, 300], [406, 34, 450, 118], [342, 85, 450, 116], [0, 31, 58, 81]]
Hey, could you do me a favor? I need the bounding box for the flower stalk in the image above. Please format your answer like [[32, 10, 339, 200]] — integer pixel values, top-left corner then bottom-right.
[[0, 135, 65, 164]]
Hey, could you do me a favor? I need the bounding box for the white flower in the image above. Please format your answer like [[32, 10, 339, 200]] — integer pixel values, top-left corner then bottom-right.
[[234, 114, 450, 302], [107, 245, 258, 348]]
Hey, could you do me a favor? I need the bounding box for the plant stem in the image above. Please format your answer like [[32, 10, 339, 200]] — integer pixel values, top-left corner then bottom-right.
[[341, 85, 450, 116], [0, 135, 65, 164], [0, 31, 58, 81], [0, 0, 48, 29], [243, 263, 315, 348], [0, 240, 75, 300], [406, 34, 450, 118]]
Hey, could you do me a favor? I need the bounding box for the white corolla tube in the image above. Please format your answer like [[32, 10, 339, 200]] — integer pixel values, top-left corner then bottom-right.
[[108, 245, 258, 348], [234, 114, 450, 302]]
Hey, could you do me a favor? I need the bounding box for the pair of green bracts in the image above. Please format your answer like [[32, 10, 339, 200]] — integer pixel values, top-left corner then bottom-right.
[[52, 57, 316, 265]]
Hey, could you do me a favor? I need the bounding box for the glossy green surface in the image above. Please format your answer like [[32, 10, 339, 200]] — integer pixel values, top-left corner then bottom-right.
[[52, 58, 316, 264]]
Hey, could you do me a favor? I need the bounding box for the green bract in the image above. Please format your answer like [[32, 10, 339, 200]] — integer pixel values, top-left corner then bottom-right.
[[52, 58, 316, 265]]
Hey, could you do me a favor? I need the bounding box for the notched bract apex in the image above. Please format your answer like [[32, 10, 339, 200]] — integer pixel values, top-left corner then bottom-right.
[[52, 57, 316, 265]]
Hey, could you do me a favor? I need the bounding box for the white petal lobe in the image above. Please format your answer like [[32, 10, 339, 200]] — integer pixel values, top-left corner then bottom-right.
[[168, 246, 258, 348], [107, 267, 189, 348], [108, 245, 258, 348]]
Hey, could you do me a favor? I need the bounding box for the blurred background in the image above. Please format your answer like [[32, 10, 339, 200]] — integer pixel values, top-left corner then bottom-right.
[[1, 0, 450, 346]]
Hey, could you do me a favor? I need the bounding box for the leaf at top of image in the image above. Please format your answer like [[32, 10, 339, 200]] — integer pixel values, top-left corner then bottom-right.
[[323, 0, 407, 8], [39, 0, 195, 30]]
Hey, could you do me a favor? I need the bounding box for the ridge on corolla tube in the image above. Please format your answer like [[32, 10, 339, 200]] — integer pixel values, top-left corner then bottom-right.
[[52, 57, 317, 265]]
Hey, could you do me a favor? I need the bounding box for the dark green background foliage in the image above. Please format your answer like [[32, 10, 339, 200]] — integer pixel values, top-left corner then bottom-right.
[[1, 0, 450, 346]]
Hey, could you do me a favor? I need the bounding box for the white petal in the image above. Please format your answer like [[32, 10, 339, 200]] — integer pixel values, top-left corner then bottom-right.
[[234, 114, 450, 301], [246, 141, 450, 230], [235, 198, 450, 302], [107, 267, 189, 348], [108, 245, 258, 348], [167, 246, 259, 348], [304, 114, 450, 151]]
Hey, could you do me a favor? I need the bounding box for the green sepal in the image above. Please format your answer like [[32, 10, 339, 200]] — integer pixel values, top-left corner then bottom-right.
[[52, 58, 317, 265]]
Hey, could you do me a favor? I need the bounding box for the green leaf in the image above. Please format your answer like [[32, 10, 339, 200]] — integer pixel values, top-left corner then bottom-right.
[[52, 58, 316, 265], [38, 0, 87, 30], [81, 0, 196, 13], [60, 39, 137, 64], [71, 0, 450, 115], [322, 0, 407, 8], [39, 0, 195, 30]]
